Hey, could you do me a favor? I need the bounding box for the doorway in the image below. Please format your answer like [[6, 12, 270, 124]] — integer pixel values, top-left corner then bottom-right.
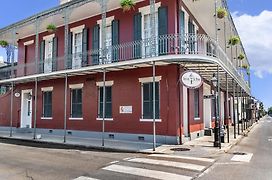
[[20, 89, 32, 128]]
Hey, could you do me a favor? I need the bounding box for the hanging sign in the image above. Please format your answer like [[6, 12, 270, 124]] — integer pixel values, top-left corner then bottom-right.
[[181, 71, 203, 89], [14, 92, 20, 98]]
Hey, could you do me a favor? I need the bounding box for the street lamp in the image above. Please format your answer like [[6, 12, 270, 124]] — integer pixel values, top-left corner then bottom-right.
[[211, 73, 220, 148]]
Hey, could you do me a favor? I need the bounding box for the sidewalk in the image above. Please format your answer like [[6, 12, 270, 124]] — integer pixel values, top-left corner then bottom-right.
[[0, 122, 258, 156]]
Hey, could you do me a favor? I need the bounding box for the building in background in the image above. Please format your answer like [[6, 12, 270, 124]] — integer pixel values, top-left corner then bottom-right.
[[0, 0, 252, 145]]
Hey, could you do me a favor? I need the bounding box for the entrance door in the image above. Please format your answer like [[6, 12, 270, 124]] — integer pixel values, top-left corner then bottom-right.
[[20, 90, 32, 128], [183, 86, 189, 137]]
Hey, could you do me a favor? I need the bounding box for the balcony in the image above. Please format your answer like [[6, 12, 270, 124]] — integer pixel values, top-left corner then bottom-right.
[[0, 33, 250, 94]]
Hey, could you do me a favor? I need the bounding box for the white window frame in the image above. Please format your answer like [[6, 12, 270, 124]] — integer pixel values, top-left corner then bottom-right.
[[43, 34, 55, 73], [139, 76, 162, 122], [70, 25, 85, 69], [97, 16, 115, 64], [69, 83, 84, 120], [96, 81, 114, 121], [139, 3, 161, 58], [41, 87, 53, 120]]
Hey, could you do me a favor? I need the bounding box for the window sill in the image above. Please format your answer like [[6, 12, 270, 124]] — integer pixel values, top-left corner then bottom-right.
[[194, 117, 201, 121], [96, 118, 113, 121], [69, 117, 83, 120], [140, 119, 162, 122], [41, 117, 52, 120]]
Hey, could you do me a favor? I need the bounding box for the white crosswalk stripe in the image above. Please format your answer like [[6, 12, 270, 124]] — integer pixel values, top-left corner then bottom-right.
[[149, 154, 215, 162], [103, 164, 192, 180], [73, 176, 100, 180], [231, 153, 253, 162], [128, 158, 206, 171]]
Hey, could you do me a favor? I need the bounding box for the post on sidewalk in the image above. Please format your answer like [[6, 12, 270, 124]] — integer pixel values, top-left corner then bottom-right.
[[10, 82, 14, 137], [63, 73, 68, 143], [236, 84, 240, 135], [225, 73, 230, 143], [232, 79, 236, 139]]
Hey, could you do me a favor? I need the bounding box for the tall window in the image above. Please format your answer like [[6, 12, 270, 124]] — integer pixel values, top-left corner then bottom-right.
[[105, 24, 112, 63], [142, 82, 160, 119], [71, 88, 82, 118], [44, 38, 53, 73], [194, 89, 200, 118], [99, 86, 112, 118], [43, 91, 52, 118], [143, 13, 158, 57], [73, 31, 83, 69]]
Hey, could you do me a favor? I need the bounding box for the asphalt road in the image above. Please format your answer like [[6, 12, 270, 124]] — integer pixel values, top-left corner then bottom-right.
[[0, 139, 215, 180], [198, 116, 272, 180]]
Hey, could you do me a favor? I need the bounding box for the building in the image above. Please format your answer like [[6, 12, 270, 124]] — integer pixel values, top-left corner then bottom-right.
[[0, 0, 252, 145]]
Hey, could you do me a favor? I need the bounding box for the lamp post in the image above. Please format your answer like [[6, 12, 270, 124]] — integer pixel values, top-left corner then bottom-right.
[[211, 73, 220, 148]]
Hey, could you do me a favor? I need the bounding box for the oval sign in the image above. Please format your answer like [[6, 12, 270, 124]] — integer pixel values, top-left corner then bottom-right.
[[14, 92, 20, 98], [181, 71, 203, 89]]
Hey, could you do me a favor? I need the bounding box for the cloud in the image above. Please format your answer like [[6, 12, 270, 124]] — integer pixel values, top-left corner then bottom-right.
[[232, 11, 272, 78]]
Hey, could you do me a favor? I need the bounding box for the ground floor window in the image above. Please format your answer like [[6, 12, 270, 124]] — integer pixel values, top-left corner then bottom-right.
[[43, 91, 52, 118], [194, 89, 200, 118], [71, 88, 82, 118], [142, 82, 160, 119], [98, 86, 112, 118]]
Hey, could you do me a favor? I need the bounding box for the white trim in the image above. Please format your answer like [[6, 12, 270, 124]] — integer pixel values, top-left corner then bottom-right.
[[138, 2, 161, 15], [43, 34, 55, 41], [23, 40, 34, 46], [139, 76, 162, 83], [97, 16, 115, 26], [41, 117, 53, 120], [20, 89, 33, 129], [96, 81, 114, 87], [140, 119, 162, 122], [69, 117, 83, 120], [96, 118, 114, 121], [194, 117, 201, 121], [41, 87, 53, 92], [70, 25, 85, 33], [69, 83, 84, 89]]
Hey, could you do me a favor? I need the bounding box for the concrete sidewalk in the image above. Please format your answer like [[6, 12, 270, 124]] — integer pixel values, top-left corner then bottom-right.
[[0, 122, 258, 156]]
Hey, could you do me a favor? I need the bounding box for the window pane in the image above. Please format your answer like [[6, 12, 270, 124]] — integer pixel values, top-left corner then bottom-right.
[[194, 89, 200, 118], [43, 91, 52, 118], [71, 89, 82, 118], [143, 82, 160, 119], [99, 87, 112, 118]]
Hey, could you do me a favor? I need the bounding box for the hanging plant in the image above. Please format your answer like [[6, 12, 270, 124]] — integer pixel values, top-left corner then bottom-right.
[[120, 0, 135, 12], [228, 36, 240, 46], [238, 53, 245, 60], [217, 7, 228, 19], [0, 40, 8, 48], [242, 64, 249, 69], [246, 69, 250, 75], [46, 24, 57, 33]]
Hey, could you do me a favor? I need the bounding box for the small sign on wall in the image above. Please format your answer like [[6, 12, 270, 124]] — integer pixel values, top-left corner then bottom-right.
[[120, 106, 133, 114]]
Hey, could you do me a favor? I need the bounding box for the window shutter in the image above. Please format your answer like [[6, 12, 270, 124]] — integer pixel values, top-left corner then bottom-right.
[[39, 40, 45, 73], [179, 10, 185, 53], [112, 20, 119, 62], [133, 13, 142, 58], [67, 32, 73, 69], [52, 37, 58, 71], [92, 25, 100, 65], [158, 7, 168, 55], [82, 27, 89, 67]]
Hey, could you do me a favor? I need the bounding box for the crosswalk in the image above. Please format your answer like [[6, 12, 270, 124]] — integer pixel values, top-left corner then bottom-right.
[[74, 154, 215, 180]]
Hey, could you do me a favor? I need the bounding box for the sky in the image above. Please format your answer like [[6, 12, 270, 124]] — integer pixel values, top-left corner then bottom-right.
[[0, 0, 271, 109]]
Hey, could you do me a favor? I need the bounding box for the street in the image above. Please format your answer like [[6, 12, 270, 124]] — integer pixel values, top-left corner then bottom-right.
[[199, 116, 272, 180], [0, 117, 270, 180]]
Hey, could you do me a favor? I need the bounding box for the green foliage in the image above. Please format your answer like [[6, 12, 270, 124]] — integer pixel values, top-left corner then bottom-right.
[[120, 0, 135, 12], [217, 7, 228, 19], [238, 53, 245, 60], [268, 107, 272, 115], [46, 24, 57, 32], [0, 40, 8, 48], [228, 36, 240, 46]]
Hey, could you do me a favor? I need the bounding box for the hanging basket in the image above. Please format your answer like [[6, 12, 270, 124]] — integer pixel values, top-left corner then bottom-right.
[[238, 53, 245, 60], [46, 24, 57, 33], [0, 40, 8, 48], [242, 64, 249, 69], [120, 0, 135, 12], [217, 8, 228, 19], [228, 36, 240, 46]]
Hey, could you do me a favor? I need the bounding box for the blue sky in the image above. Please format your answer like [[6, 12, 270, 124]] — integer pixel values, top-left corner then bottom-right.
[[0, 0, 271, 109]]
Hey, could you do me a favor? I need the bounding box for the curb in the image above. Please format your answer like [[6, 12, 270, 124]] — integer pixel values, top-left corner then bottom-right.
[[0, 136, 158, 154], [223, 122, 258, 153]]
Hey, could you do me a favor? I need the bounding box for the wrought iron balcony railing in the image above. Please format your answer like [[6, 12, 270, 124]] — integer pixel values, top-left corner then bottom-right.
[[0, 33, 248, 90]]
